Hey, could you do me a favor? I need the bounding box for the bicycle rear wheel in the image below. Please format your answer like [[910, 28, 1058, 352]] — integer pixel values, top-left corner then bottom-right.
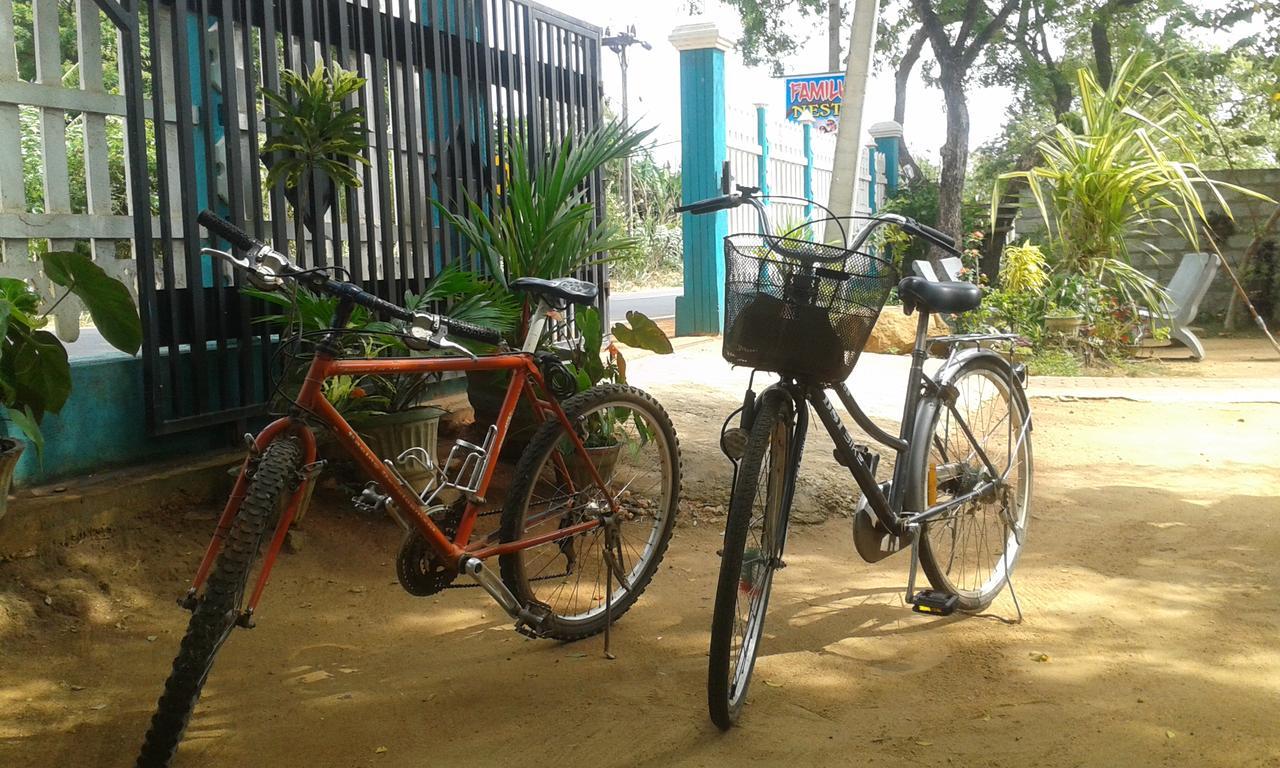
[[137, 437, 302, 767], [498, 384, 680, 641], [707, 391, 794, 730], [916, 357, 1032, 611]]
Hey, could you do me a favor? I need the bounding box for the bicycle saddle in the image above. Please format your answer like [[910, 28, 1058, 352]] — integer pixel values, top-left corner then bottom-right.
[[510, 276, 599, 307], [897, 276, 981, 315]]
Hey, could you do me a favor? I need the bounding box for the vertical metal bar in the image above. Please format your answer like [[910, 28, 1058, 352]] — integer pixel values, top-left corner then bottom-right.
[[216, 0, 252, 407], [196, 0, 231, 411], [410, 0, 438, 281], [355, 1, 377, 287], [398, 0, 427, 293], [318, 0, 345, 280], [521, 7, 538, 168], [586, 26, 606, 318], [367, 0, 395, 301], [261, 0, 288, 253], [300, 0, 325, 270], [116, 6, 163, 432], [336, 0, 362, 287], [384, 0, 408, 302], [454, 0, 479, 273], [171, 0, 209, 415], [425, 0, 452, 270], [142, 0, 183, 417], [241, 0, 274, 402]]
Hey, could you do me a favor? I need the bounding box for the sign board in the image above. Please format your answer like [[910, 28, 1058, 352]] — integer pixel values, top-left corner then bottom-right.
[[784, 72, 844, 133]]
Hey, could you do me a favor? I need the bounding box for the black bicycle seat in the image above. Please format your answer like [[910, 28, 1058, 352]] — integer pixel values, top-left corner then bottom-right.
[[897, 276, 981, 315], [510, 276, 599, 307]]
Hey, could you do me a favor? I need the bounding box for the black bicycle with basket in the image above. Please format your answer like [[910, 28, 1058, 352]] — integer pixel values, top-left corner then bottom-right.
[[679, 176, 1035, 729]]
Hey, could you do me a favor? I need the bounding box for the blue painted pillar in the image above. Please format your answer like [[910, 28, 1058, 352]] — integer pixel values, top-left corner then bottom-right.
[[866, 145, 878, 213], [869, 120, 904, 198], [187, 13, 216, 286], [670, 22, 731, 336], [801, 115, 815, 219], [755, 103, 770, 218]]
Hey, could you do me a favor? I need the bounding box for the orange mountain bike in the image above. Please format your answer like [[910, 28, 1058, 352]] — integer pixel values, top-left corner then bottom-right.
[[136, 211, 682, 766]]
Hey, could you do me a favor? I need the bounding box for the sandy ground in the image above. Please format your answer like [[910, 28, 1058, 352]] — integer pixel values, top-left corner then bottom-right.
[[3, 341, 1279, 767]]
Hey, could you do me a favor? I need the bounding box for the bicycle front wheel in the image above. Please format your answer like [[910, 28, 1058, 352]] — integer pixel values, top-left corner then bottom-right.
[[916, 356, 1033, 611], [498, 384, 680, 641], [707, 391, 794, 730], [137, 437, 302, 767]]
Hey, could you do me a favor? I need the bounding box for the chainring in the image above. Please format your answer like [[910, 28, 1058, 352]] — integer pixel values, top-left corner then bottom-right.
[[395, 501, 464, 597]]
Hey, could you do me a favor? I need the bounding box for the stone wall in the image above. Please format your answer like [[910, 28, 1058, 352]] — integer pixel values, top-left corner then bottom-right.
[[1014, 168, 1280, 321]]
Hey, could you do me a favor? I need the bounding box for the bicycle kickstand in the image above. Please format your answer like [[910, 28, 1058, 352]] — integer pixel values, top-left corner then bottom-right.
[[601, 514, 631, 660]]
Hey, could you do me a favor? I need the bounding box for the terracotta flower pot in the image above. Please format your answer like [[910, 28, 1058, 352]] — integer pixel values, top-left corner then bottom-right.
[[0, 437, 24, 523]]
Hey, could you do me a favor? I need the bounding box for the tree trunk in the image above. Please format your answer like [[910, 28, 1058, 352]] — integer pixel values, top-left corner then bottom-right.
[[935, 66, 969, 263], [893, 29, 926, 125], [828, 0, 843, 71], [1091, 18, 1114, 88], [1225, 204, 1280, 329], [892, 28, 927, 183]]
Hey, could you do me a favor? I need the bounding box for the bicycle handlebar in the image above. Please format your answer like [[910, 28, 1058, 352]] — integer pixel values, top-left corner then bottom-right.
[[675, 188, 962, 257], [198, 210, 503, 346]]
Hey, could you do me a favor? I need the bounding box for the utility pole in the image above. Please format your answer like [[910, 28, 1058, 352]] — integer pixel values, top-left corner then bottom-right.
[[603, 25, 651, 235], [825, 0, 879, 243]]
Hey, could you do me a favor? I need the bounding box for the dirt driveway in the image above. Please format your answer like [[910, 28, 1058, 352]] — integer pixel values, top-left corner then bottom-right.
[[3, 342, 1279, 767]]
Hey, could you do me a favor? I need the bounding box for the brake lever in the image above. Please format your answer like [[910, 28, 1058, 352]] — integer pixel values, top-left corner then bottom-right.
[[201, 247, 252, 270], [432, 331, 478, 360]]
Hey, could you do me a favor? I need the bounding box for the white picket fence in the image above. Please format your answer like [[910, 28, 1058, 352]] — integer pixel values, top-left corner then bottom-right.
[[725, 104, 884, 240]]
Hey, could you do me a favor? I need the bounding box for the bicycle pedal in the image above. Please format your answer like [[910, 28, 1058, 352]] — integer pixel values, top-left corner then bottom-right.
[[910, 590, 959, 616]]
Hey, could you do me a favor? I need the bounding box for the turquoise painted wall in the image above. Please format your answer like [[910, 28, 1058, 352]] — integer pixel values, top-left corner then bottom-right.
[[11, 352, 237, 487], [675, 47, 728, 336]]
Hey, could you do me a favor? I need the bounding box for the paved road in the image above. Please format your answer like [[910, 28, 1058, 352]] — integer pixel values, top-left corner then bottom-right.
[[608, 288, 679, 325], [64, 328, 124, 360]]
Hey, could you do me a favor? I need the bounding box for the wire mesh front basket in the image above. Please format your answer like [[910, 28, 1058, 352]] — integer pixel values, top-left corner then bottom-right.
[[722, 234, 896, 383]]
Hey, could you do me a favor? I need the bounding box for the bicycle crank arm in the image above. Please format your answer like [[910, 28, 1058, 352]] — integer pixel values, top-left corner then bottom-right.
[[460, 557, 551, 636]]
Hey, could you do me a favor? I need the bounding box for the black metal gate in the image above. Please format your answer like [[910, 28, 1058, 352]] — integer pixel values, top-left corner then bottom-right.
[[97, 0, 604, 435]]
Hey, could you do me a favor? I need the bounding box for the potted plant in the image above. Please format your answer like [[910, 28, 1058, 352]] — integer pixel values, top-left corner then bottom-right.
[[0, 249, 142, 519], [247, 265, 517, 489], [1044, 303, 1084, 336], [436, 119, 654, 435], [260, 63, 370, 229], [562, 306, 672, 483]]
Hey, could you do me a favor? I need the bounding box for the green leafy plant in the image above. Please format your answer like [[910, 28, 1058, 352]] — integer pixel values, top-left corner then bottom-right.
[[246, 266, 517, 417], [438, 119, 654, 340], [996, 54, 1271, 315], [261, 63, 370, 194], [608, 154, 684, 290], [999, 241, 1049, 294], [568, 307, 672, 446], [1, 249, 142, 455]]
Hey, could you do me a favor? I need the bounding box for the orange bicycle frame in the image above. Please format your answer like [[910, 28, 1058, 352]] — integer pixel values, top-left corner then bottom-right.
[[186, 344, 615, 620]]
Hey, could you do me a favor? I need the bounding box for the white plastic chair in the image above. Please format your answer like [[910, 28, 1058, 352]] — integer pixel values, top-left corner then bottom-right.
[[1138, 252, 1219, 361]]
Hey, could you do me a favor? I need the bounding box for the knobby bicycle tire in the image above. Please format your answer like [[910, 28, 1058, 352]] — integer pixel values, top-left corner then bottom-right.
[[136, 438, 302, 767], [498, 383, 681, 641]]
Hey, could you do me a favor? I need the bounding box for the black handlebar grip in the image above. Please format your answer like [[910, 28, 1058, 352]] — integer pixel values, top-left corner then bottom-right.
[[444, 316, 502, 345], [198, 209, 259, 252], [901, 217, 959, 254], [320, 280, 414, 322], [676, 195, 734, 214], [915, 221, 957, 250]]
